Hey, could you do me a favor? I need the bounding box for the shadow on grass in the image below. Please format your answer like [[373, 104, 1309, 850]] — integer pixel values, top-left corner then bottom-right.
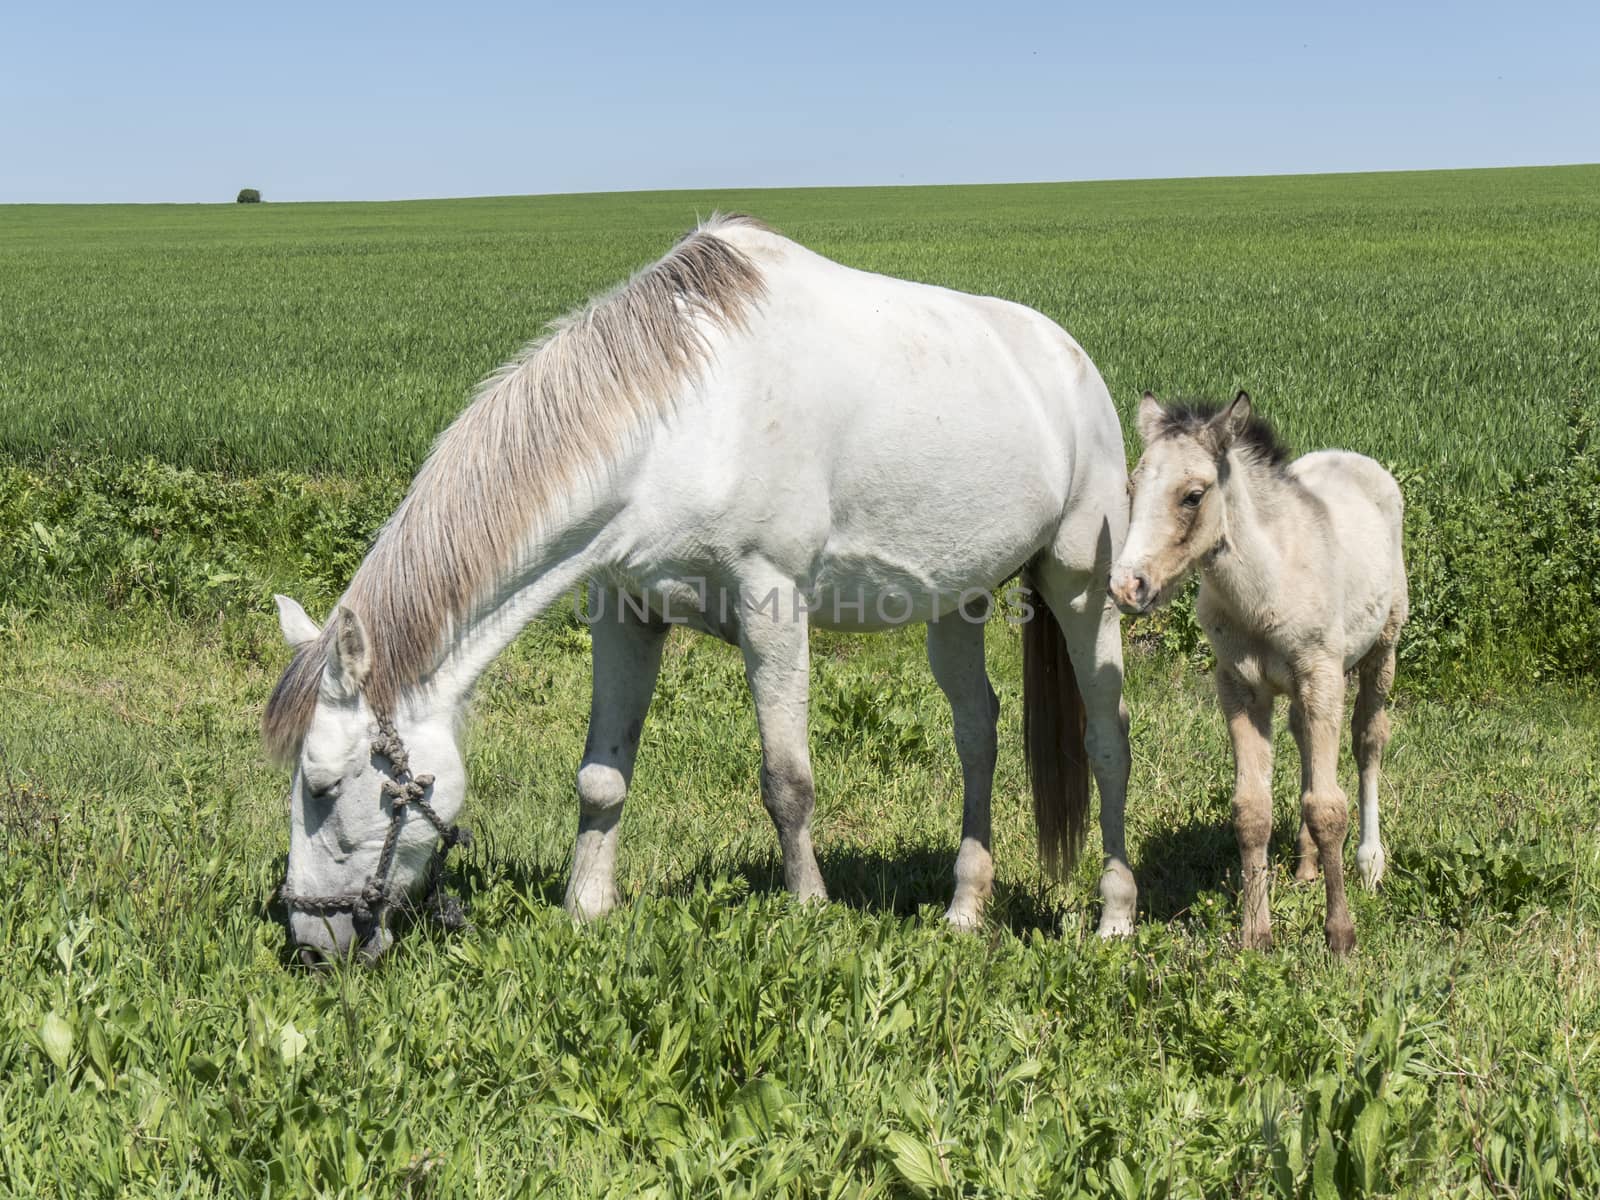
[[1135, 819, 1237, 922], [1136, 813, 1345, 924], [709, 844, 1066, 936]]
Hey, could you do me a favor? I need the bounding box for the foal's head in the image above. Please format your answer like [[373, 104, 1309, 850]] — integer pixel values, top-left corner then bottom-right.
[[1110, 391, 1284, 615], [270, 596, 467, 966]]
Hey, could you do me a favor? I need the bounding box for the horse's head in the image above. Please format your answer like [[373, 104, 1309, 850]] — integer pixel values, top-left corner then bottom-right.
[[1110, 391, 1252, 615], [272, 595, 467, 967]]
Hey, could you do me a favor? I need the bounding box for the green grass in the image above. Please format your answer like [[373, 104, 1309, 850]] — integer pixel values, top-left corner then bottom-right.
[[3, 165, 1597, 487], [3, 168, 1599, 1195], [1, 607, 1596, 1197]]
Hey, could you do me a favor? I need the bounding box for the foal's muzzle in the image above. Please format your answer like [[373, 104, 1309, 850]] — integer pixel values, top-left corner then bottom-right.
[[1109, 566, 1156, 615]]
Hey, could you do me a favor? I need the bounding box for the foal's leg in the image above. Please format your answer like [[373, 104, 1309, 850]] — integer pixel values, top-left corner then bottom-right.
[[739, 594, 828, 902], [1042, 574, 1137, 937], [1296, 662, 1356, 955], [565, 599, 668, 921], [926, 610, 999, 930], [1218, 669, 1275, 950], [1352, 636, 1398, 890], [1288, 701, 1320, 883]]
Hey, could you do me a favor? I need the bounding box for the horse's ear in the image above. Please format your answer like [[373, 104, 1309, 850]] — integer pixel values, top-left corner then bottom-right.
[[1210, 391, 1253, 448], [274, 594, 321, 647], [1136, 392, 1165, 444], [325, 605, 372, 696]]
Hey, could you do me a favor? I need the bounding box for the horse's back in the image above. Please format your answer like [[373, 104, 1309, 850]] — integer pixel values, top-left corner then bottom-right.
[[656, 225, 1126, 608], [1290, 450, 1407, 660]]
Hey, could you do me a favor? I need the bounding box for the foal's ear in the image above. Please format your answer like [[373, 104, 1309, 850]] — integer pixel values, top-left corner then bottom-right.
[[1210, 390, 1253, 448], [274, 593, 321, 647], [1136, 391, 1165, 445], [325, 605, 372, 697]]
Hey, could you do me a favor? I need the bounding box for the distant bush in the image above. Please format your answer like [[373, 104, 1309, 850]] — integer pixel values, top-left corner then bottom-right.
[[235, 189, 261, 204]]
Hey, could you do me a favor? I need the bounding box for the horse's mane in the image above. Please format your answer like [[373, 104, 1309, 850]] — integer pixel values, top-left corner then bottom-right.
[[264, 213, 770, 762], [1155, 399, 1292, 471]]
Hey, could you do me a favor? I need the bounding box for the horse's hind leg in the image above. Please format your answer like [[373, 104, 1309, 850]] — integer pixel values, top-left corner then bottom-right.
[[1352, 632, 1399, 890], [927, 607, 999, 930], [1296, 662, 1356, 956], [739, 592, 828, 903], [565, 593, 668, 922], [1037, 570, 1136, 937], [1288, 701, 1320, 883]]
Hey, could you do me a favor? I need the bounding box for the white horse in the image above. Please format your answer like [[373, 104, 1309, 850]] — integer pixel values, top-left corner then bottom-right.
[[266, 215, 1135, 963], [1110, 392, 1407, 955]]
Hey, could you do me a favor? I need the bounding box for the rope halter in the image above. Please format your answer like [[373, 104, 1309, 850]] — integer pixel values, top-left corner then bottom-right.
[[278, 712, 471, 932]]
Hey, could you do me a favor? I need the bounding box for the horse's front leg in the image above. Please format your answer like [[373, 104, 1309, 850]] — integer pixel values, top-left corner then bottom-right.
[[1296, 662, 1356, 955], [739, 589, 827, 902], [1217, 668, 1275, 950], [564, 593, 667, 922], [926, 610, 999, 930]]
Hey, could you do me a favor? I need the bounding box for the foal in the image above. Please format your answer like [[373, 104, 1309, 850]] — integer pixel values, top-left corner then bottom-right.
[[1110, 392, 1407, 955]]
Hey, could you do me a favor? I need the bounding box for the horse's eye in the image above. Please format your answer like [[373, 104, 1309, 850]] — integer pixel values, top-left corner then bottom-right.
[[1181, 489, 1204, 508]]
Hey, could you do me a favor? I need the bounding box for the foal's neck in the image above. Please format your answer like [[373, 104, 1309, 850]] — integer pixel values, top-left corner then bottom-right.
[[1202, 452, 1295, 623]]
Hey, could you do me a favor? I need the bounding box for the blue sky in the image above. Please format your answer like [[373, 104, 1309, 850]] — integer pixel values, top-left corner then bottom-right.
[[2, 0, 1595, 203]]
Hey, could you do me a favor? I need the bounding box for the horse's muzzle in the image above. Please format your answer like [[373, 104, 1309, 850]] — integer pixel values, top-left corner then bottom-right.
[[290, 910, 393, 969]]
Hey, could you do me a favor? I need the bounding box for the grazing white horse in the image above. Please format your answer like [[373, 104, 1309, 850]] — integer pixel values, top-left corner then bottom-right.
[[1110, 392, 1407, 955], [266, 215, 1135, 963]]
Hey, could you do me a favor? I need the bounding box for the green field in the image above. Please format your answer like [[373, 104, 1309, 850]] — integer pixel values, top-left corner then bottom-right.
[[4, 166, 1597, 486], [2, 169, 1598, 1197]]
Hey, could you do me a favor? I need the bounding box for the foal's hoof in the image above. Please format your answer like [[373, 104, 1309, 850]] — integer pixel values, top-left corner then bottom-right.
[[1294, 860, 1321, 884], [1325, 921, 1356, 958], [1357, 845, 1386, 890]]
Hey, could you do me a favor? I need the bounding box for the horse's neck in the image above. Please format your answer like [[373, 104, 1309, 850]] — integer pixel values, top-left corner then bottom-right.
[[421, 502, 615, 714], [1204, 457, 1291, 621]]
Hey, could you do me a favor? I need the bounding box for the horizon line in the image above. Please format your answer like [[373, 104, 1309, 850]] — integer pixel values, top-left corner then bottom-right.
[[3, 160, 1595, 209]]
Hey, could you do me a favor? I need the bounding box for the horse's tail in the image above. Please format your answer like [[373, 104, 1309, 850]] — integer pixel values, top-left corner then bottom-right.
[[1021, 579, 1090, 877]]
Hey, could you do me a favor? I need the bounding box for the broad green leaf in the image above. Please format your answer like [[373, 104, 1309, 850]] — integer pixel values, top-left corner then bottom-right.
[[277, 1021, 308, 1065], [39, 1011, 73, 1072], [884, 1130, 945, 1197], [1353, 1097, 1389, 1193], [1312, 1131, 1340, 1200]]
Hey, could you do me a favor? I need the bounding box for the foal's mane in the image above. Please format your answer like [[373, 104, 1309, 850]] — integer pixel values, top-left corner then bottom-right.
[[1156, 399, 1292, 471], [264, 214, 770, 761]]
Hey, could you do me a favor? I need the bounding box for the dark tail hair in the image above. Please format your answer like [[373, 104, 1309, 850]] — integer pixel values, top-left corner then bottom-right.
[[1021, 580, 1090, 877]]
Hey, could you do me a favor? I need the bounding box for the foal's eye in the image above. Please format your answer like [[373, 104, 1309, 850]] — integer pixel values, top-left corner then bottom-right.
[[1181, 489, 1205, 509]]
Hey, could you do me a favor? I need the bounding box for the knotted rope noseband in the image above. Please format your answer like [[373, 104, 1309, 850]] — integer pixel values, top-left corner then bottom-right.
[[279, 713, 472, 932]]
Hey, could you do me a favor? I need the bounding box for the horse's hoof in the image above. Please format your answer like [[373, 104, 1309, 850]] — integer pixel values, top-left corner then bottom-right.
[[1241, 926, 1274, 951], [564, 887, 619, 924], [1096, 914, 1135, 938], [944, 905, 983, 932], [1294, 862, 1321, 884]]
